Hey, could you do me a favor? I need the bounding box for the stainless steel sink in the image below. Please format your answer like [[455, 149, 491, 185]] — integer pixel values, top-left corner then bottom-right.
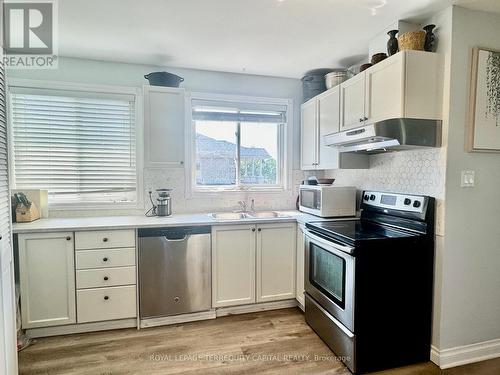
[[210, 212, 248, 220], [247, 211, 285, 218], [210, 211, 289, 221]]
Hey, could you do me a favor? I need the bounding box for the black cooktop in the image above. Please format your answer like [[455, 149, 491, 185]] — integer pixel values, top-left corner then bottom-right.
[[307, 220, 419, 246]]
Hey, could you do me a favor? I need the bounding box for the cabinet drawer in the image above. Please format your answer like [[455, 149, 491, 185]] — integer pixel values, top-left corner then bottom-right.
[[75, 230, 135, 250], [76, 266, 136, 289], [77, 285, 136, 323], [76, 248, 136, 270]]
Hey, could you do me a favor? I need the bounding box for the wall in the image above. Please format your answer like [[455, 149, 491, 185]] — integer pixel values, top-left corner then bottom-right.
[[438, 6, 500, 351], [6, 58, 304, 216]]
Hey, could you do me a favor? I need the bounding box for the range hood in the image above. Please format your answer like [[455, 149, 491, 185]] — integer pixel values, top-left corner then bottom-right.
[[323, 118, 442, 154]]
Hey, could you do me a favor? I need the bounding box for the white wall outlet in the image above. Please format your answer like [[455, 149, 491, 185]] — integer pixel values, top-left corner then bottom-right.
[[461, 170, 475, 187]]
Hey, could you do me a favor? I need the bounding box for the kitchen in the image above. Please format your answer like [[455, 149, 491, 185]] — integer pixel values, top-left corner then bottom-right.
[[1, 1, 500, 374]]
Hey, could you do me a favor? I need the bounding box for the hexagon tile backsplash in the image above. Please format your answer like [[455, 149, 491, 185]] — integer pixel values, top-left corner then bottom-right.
[[325, 148, 447, 236]]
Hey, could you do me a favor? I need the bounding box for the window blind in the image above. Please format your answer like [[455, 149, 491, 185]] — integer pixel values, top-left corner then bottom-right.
[[191, 99, 287, 124], [10, 88, 137, 203]]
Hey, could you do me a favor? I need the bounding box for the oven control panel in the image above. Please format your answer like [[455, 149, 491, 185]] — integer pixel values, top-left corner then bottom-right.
[[361, 191, 427, 214]]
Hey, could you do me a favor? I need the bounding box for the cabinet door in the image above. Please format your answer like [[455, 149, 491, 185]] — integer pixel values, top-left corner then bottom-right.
[[365, 52, 404, 124], [317, 87, 340, 170], [19, 232, 76, 328], [256, 223, 296, 303], [296, 224, 306, 309], [212, 225, 256, 307], [340, 72, 366, 131], [144, 86, 185, 167], [300, 99, 318, 170]]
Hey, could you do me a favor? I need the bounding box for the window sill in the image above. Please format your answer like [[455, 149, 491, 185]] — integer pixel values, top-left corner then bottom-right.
[[48, 201, 143, 211], [188, 187, 291, 198]]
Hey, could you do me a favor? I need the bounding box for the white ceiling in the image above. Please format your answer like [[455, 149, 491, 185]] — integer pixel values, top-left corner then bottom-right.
[[56, 0, 494, 78]]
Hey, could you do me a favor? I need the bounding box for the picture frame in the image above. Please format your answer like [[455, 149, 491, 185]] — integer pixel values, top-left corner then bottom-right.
[[467, 47, 500, 153]]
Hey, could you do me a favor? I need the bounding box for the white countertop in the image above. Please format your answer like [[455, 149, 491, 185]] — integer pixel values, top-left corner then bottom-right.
[[12, 210, 359, 234]]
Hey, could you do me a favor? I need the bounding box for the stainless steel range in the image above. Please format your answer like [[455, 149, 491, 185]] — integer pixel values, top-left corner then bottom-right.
[[305, 191, 435, 374]]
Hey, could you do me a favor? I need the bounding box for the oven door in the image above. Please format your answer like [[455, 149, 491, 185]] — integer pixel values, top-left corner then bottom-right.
[[305, 230, 355, 332]]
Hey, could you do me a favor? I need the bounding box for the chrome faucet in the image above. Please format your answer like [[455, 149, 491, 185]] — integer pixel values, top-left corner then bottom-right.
[[237, 200, 247, 212], [250, 198, 255, 212]]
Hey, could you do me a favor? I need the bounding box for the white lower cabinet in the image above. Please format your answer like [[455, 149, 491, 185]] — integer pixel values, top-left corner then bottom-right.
[[256, 223, 296, 302], [77, 285, 137, 323], [212, 223, 296, 308], [296, 224, 306, 309], [18, 229, 138, 330], [18, 232, 76, 329], [212, 225, 256, 308], [76, 266, 136, 289]]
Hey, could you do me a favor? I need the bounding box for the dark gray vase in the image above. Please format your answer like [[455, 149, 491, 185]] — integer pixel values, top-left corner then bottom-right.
[[387, 30, 399, 56], [423, 24, 436, 52]]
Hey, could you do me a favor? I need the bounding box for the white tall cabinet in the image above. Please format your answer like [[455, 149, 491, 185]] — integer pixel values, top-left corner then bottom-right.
[[18, 233, 76, 328], [0, 42, 18, 375], [143, 86, 185, 167]]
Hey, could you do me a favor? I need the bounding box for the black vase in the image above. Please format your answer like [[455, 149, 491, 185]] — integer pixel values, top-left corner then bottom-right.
[[423, 24, 436, 52], [387, 30, 399, 56]]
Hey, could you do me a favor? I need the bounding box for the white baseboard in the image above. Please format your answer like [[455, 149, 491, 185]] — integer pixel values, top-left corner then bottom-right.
[[431, 338, 500, 369], [216, 299, 298, 317], [26, 318, 137, 338], [140, 310, 216, 328]]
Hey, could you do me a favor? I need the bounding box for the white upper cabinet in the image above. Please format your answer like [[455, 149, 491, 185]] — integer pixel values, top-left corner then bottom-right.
[[143, 86, 185, 167], [301, 88, 368, 171], [317, 87, 341, 170], [365, 52, 404, 124], [339, 50, 443, 132], [340, 72, 366, 131], [18, 232, 76, 329], [300, 99, 318, 170]]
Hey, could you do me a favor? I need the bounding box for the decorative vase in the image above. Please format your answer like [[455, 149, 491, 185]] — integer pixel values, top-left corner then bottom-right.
[[423, 24, 436, 52], [387, 29, 399, 56]]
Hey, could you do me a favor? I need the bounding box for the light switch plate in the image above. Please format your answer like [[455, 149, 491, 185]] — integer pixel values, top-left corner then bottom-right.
[[461, 170, 475, 187]]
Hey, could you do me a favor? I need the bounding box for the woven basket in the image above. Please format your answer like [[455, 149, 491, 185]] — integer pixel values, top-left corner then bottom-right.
[[398, 31, 426, 51]]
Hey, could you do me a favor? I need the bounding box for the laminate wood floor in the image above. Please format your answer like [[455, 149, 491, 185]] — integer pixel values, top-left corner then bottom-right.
[[18, 308, 500, 375]]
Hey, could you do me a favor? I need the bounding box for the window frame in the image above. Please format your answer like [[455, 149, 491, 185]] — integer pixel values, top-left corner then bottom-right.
[[6, 78, 144, 210], [185, 92, 293, 196]]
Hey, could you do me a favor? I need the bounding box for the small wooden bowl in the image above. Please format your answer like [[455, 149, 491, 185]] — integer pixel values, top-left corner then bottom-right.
[[317, 178, 335, 185], [398, 31, 426, 51], [371, 53, 387, 64]]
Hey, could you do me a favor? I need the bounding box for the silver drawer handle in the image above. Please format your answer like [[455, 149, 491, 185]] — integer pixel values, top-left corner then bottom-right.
[[104, 296, 109, 301]]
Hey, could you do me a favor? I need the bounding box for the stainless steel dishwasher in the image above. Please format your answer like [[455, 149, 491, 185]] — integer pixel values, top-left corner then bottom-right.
[[138, 226, 211, 318]]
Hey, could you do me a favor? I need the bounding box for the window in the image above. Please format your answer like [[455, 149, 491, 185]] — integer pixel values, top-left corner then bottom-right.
[[191, 97, 289, 192], [9, 85, 138, 206]]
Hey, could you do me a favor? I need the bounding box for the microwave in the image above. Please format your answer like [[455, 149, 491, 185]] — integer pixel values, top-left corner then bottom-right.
[[299, 185, 356, 217]]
